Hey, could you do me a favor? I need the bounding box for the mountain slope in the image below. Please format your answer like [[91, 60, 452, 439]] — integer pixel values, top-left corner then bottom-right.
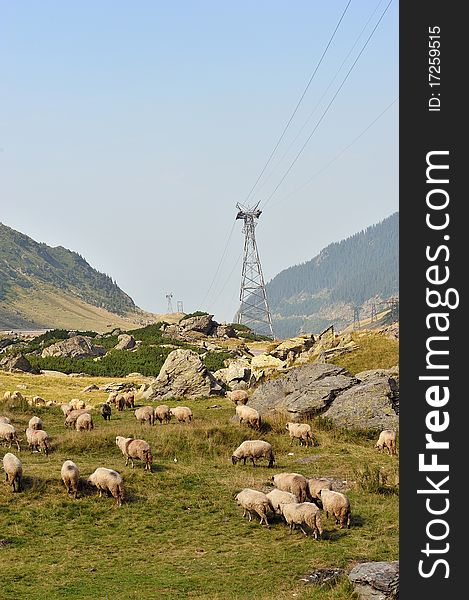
[[266, 212, 398, 338], [0, 223, 149, 331]]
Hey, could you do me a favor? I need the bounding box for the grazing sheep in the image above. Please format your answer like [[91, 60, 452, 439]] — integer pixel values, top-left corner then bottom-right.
[[123, 391, 135, 409], [285, 422, 314, 447], [170, 406, 193, 423], [31, 395, 46, 407], [0, 422, 21, 451], [25, 427, 51, 455], [2, 391, 12, 401], [235, 488, 271, 526], [308, 478, 333, 501], [271, 473, 310, 503], [28, 416, 44, 430], [87, 468, 125, 507], [100, 403, 112, 421], [154, 404, 171, 424], [231, 440, 275, 468], [376, 429, 397, 456], [64, 409, 90, 428], [107, 392, 118, 405], [235, 405, 261, 430], [3, 452, 22, 492], [134, 406, 155, 426], [115, 436, 153, 471], [76, 413, 94, 431], [281, 502, 323, 539], [4, 391, 23, 403], [113, 394, 124, 411], [266, 489, 298, 519], [319, 489, 351, 529], [60, 403, 73, 416], [227, 390, 249, 405], [45, 400, 57, 407], [61, 460, 80, 498], [69, 398, 86, 410], [0, 416, 11, 424]]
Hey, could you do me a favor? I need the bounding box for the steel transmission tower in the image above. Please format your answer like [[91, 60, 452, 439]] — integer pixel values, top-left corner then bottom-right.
[[166, 293, 174, 313], [236, 203, 274, 338]]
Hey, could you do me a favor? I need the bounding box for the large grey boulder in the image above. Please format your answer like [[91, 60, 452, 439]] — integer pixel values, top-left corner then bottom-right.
[[179, 314, 217, 336], [323, 371, 399, 430], [0, 353, 36, 373], [348, 561, 399, 600], [249, 363, 357, 421], [142, 349, 223, 400], [41, 335, 106, 359], [114, 334, 136, 350], [214, 358, 251, 388]]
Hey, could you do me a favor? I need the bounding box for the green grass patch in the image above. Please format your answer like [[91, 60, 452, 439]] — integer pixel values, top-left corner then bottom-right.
[[328, 332, 399, 374]]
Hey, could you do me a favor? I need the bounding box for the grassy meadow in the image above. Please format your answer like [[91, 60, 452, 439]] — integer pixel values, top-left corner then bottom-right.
[[0, 371, 398, 600]]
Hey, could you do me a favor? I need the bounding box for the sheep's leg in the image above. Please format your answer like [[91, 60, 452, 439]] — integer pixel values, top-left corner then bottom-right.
[[250, 457, 255, 466], [242, 458, 246, 465], [242, 509, 247, 518], [300, 526, 308, 536], [15, 439, 20, 451], [247, 510, 252, 522], [125, 456, 129, 467], [130, 458, 135, 469]]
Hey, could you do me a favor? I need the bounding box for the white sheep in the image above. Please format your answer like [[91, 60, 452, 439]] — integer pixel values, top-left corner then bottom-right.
[[28, 416, 44, 430], [319, 489, 351, 529], [271, 473, 310, 503], [25, 427, 51, 455], [285, 422, 314, 447], [64, 409, 90, 428], [266, 489, 298, 519], [70, 398, 86, 410], [134, 406, 155, 426], [3, 452, 23, 492], [87, 468, 125, 507], [235, 488, 271, 526], [0, 416, 11, 424], [61, 460, 80, 498], [235, 405, 261, 430], [60, 403, 73, 416], [31, 395, 46, 407], [170, 406, 193, 423], [75, 413, 94, 431], [0, 422, 21, 451], [281, 502, 323, 539], [227, 390, 249, 405], [115, 436, 153, 470], [308, 478, 332, 501], [231, 440, 275, 468], [375, 429, 397, 456], [154, 404, 171, 424]]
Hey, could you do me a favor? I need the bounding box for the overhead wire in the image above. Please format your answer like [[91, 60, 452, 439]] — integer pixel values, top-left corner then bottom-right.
[[260, 0, 394, 211], [199, 220, 236, 308], [243, 0, 353, 208]]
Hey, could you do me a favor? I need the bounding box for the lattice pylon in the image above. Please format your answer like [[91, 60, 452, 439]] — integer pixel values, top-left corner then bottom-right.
[[236, 204, 274, 338]]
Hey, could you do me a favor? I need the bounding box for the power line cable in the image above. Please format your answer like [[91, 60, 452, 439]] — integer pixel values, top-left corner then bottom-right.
[[269, 97, 398, 208], [243, 0, 353, 207], [199, 220, 236, 308], [260, 0, 394, 211]]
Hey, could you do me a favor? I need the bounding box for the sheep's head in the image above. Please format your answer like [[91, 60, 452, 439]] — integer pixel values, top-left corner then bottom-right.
[[231, 455, 239, 465]]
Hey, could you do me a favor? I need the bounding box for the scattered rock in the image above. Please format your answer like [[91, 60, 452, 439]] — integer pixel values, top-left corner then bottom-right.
[[214, 324, 237, 338], [300, 568, 344, 586], [41, 336, 106, 359], [81, 384, 99, 393], [114, 334, 136, 350], [179, 314, 217, 336], [348, 561, 399, 600], [269, 335, 316, 362], [141, 349, 223, 400], [214, 358, 251, 388], [250, 353, 287, 379], [0, 353, 36, 373]]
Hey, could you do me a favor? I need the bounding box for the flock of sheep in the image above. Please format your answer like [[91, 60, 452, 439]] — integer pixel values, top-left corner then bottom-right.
[[1, 386, 397, 535]]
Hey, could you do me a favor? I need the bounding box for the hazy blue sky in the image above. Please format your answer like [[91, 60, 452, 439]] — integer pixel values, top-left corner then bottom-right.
[[1, 0, 398, 321]]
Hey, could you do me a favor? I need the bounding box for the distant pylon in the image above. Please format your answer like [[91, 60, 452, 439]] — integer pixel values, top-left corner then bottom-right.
[[371, 303, 377, 322], [236, 203, 274, 338], [177, 301, 184, 313], [166, 293, 174, 313], [353, 306, 361, 330]]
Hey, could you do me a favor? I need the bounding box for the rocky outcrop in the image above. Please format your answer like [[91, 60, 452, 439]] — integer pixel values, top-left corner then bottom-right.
[[0, 353, 36, 373], [249, 363, 357, 421], [214, 358, 251, 390], [41, 335, 106, 359], [141, 349, 223, 400], [248, 364, 399, 428], [322, 372, 399, 430], [348, 561, 399, 600], [214, 324, 237, 338], [113, 334, 136, 350]]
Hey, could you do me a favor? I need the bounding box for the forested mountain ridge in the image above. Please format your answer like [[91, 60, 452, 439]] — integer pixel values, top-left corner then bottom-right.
[[266, 212, 398, 338]]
